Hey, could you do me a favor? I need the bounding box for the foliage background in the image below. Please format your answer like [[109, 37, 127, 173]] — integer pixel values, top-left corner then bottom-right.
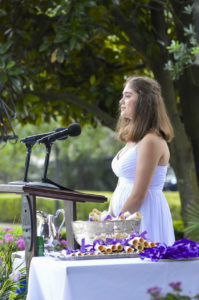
[[0, 0, 199, 240]]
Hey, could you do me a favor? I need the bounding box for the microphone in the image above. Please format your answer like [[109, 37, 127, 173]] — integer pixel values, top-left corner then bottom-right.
[[20, 127, 67, 144], [38, 123, 81, 144]]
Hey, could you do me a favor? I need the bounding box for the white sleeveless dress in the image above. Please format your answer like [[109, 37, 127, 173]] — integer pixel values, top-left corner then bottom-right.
[[111, 144, 175, 246]]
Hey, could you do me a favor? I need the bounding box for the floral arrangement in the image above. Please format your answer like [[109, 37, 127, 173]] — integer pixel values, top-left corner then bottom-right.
[[54, 239, 67, 251], [52, 229, 67, 251], [147, 282, 199, 299], [0, 227, 26, 300], [0, 227, 24, 252]]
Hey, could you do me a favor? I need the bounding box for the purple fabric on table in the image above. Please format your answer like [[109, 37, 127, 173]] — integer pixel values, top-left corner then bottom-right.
[[139, 238, 199, 261]]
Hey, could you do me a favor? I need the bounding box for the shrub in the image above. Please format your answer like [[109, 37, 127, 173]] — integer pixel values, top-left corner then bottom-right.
[[173, 220, 184, 240], [165, 192, 181, 221], [0, 227, 24, 253], [0, 191, 182, 237], [0, 192, 112, 223]]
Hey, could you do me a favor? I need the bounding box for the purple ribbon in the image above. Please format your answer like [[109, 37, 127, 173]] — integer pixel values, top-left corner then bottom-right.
[[139, 238, 199, 261], [104, 215, 112, 221]]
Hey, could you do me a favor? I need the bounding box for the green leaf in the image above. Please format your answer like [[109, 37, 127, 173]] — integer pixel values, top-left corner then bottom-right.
[[0, 73, 8, 84], [54, 32, 68, 43], [0, 57, 6, 69], [10, 78, 22, 92], [184, 24, 195, 37], [2, 90, 8, 97], [24, 93, 40, 103], [39, 40, 51, 52], [191, 46, 199, 55], [69, 37, 76, 51], [56, 48, 65, 63], [6, 61, 16, 69], [89, 74, 96, 85], [8, 67, 23, 76], [183, 4, 193, 15], [0, 41, 13, 55]]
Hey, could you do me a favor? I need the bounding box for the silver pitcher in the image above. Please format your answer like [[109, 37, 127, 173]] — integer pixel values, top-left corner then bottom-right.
[[37, 209, 65, 247]]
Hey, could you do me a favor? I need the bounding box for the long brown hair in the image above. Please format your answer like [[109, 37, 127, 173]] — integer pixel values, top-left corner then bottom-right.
[[117, 76, 174, 143]]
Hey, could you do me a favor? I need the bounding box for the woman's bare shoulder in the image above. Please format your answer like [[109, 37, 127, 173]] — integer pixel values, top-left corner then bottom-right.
[[138, 133, 169, 164], [140, 132, 164, 147]]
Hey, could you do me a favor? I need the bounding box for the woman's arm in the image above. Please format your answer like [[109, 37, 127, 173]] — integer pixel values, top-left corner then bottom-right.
[[120, 134, 164, 214]]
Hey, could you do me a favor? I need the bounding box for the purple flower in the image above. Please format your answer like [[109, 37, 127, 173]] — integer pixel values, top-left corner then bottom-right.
[[4, 233, 11, 237], [61, 240, 67, 245], [15, 238, 25, 250], [147, 286, 162, 298], [0, 240, 3, 245], [169, 281, 182, 292], [2, 227, 13, 232], [4, 233, 14, 243]]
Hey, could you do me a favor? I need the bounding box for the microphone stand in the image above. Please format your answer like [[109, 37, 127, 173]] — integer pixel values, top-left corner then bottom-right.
[[9, 141, 35, 185], [23, 142, 33, 182], [37, 141, 72, 190], [9, 131, 73, 190]]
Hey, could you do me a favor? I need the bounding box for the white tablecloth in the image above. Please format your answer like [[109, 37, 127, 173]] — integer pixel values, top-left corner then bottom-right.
[[27, 256, 199, 300]]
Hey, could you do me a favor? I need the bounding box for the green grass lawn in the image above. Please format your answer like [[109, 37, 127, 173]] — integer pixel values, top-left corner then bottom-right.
[[164, 191, 181, 221]]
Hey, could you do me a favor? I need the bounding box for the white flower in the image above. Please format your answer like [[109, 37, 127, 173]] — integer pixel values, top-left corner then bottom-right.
[[9, 270, 21, 282]]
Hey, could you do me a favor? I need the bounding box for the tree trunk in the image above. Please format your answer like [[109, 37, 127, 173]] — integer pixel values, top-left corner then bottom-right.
[[111, 1, 199, 226], [151, 64, 199, 222], [177, 66, 199, 185], [145, 1, 199, 224]]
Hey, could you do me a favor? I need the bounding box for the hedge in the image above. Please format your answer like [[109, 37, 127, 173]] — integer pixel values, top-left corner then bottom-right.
[[0, 192, 183, 238]]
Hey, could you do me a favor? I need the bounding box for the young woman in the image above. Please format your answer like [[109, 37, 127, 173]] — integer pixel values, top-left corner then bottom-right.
[[108, 76, 175, 245]]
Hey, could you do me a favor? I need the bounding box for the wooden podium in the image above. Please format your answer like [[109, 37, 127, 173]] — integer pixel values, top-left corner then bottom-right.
[[0, 184, 107, 275]]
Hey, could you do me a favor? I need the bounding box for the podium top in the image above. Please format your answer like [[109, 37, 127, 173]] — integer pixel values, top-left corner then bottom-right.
[[0, 184, 24, 194], [0, 184, 107, 203]]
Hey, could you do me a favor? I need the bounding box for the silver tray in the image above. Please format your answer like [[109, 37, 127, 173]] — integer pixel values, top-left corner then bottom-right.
[[48, 252, 140, 261]]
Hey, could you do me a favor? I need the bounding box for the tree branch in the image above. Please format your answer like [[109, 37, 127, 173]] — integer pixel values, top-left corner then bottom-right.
[[150, 0, 168, 46], [26, 90, 116, 129], [109, 6, 148, 56]]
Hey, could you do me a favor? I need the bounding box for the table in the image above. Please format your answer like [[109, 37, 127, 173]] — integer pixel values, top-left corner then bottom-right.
[[27, 256, 199, 300]]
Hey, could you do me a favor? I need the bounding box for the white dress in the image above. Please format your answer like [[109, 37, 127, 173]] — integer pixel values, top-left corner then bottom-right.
[[111, 144, 175, 246]]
